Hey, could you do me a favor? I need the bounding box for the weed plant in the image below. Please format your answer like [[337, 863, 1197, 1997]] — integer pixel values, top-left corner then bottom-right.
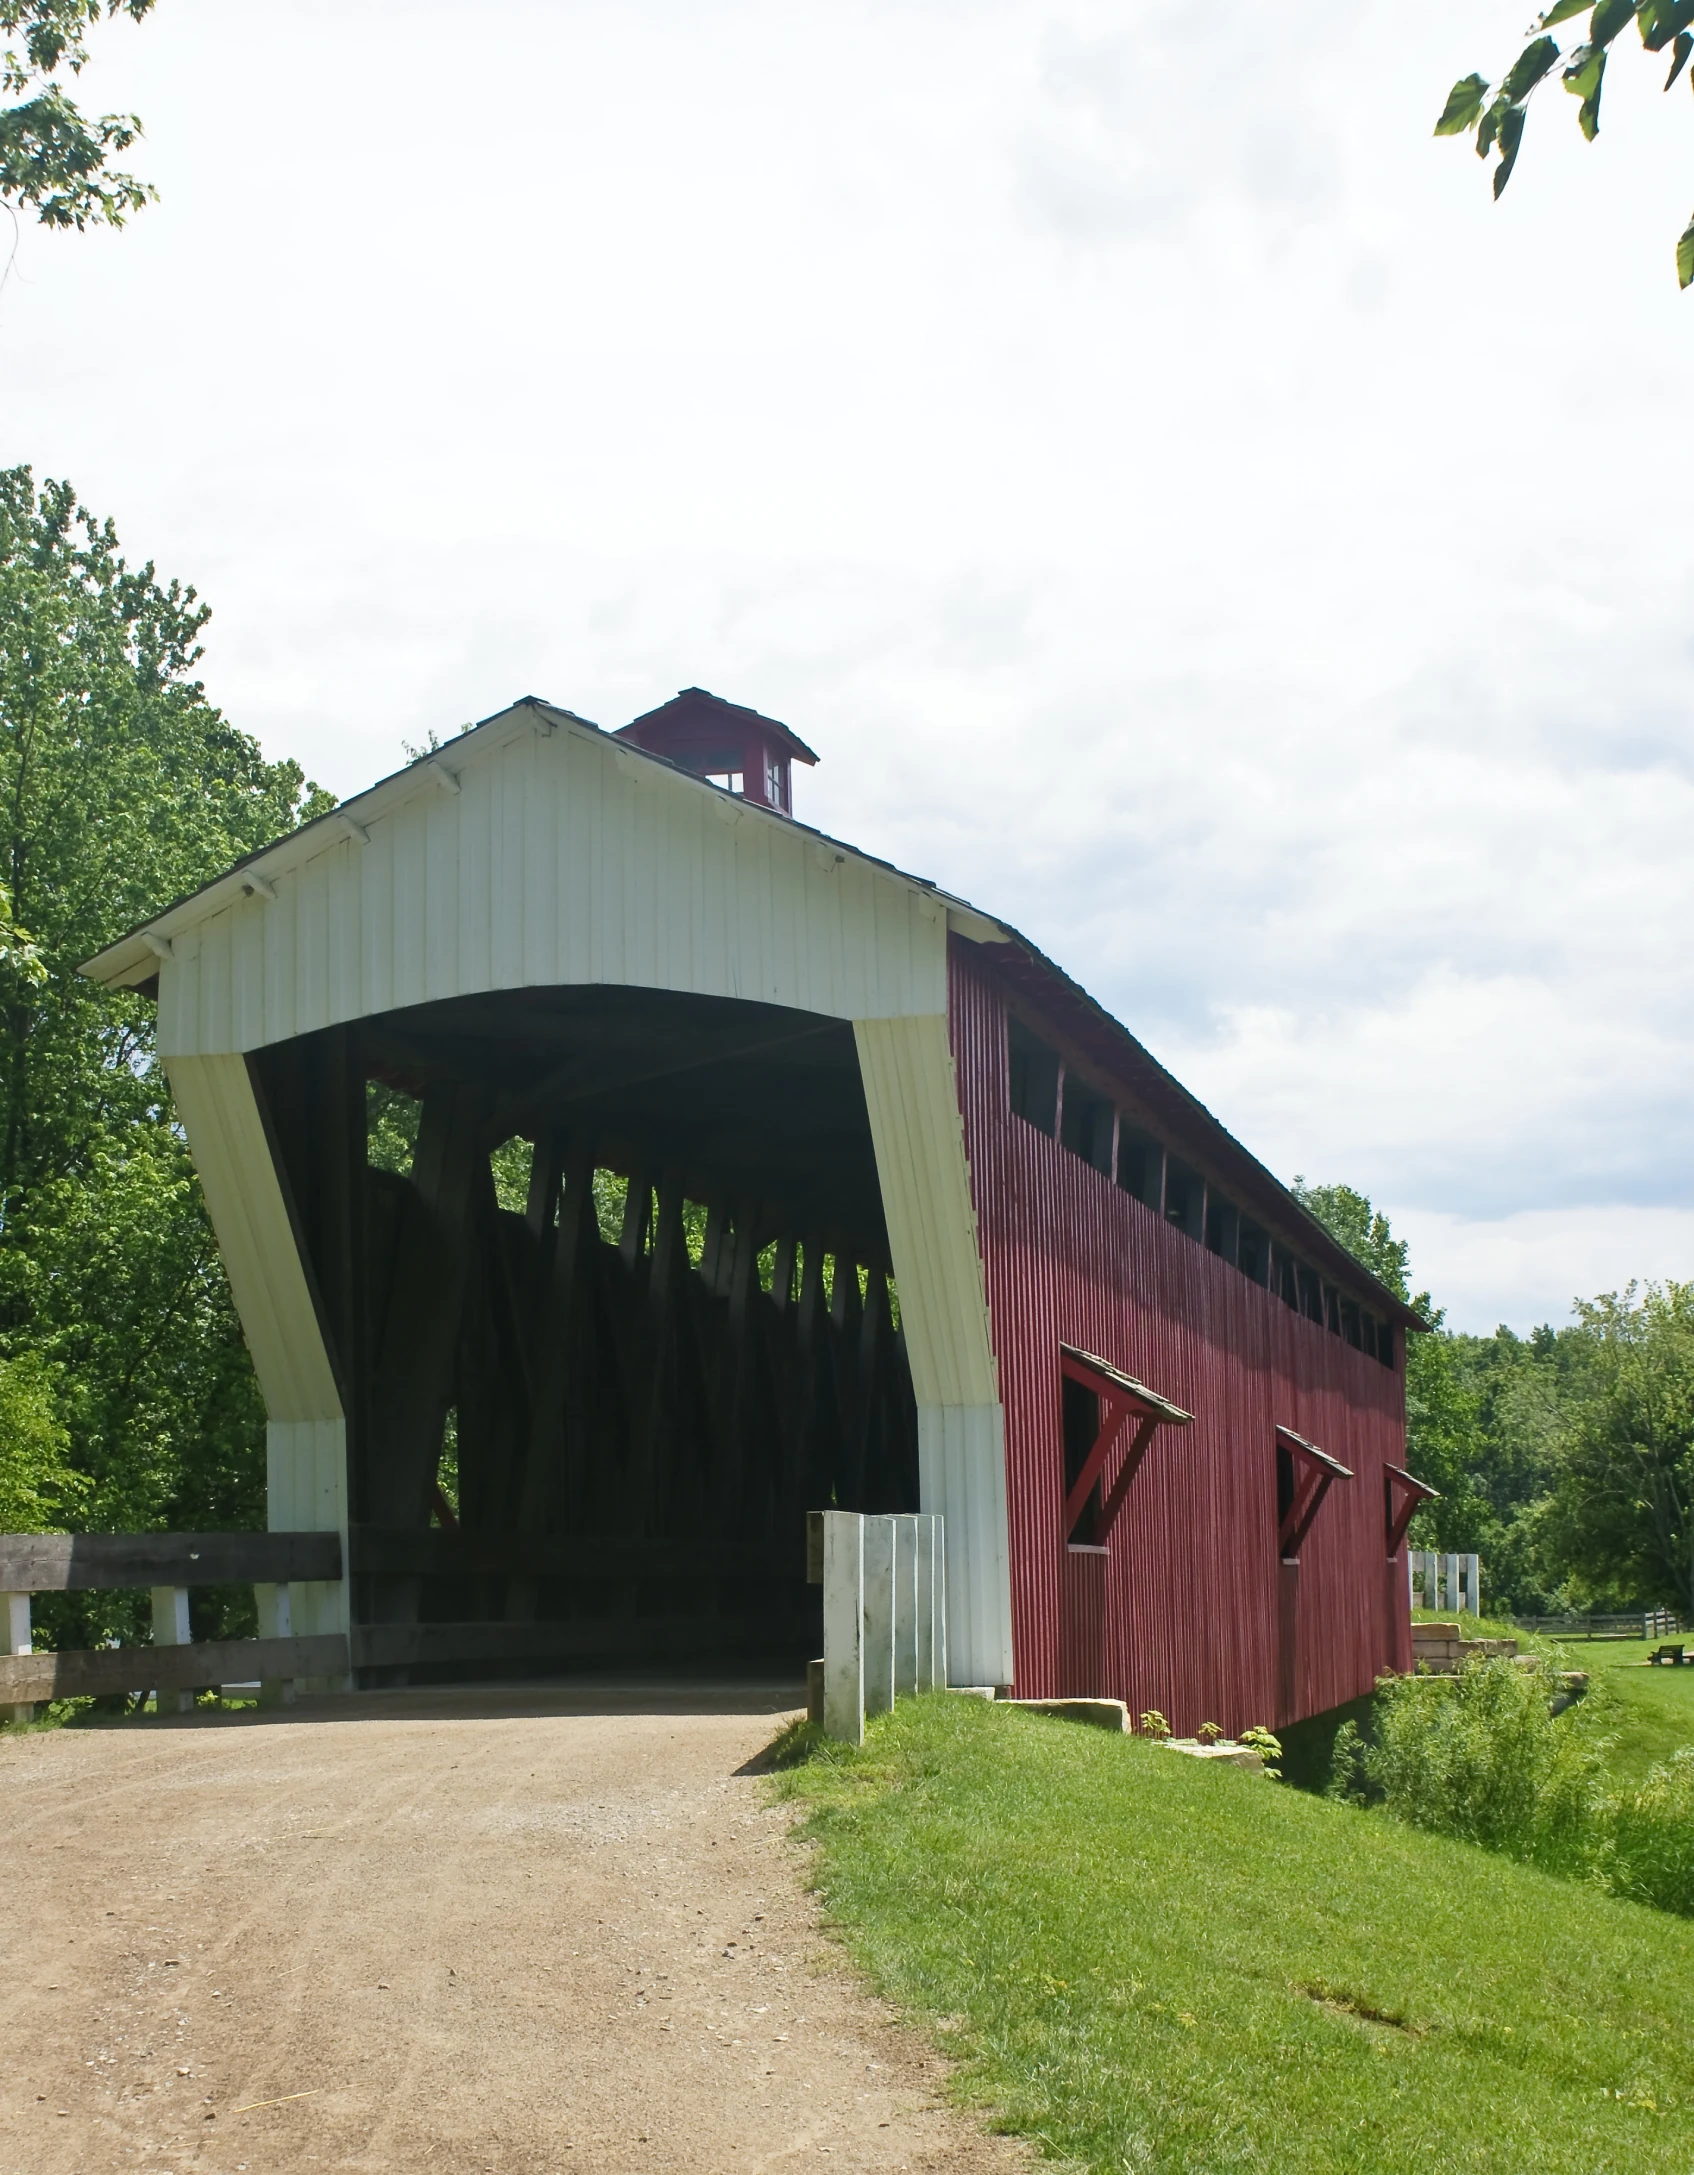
[[1351, 1658, 1611, 1875], [1328, 1658, 1694, 1916]]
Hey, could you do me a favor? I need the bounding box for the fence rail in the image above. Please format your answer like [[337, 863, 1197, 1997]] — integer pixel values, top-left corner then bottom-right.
[[0, 1634, 349, 1706], [0, 1530, 342, 1591], [1514, 1612, 1682, 1639]]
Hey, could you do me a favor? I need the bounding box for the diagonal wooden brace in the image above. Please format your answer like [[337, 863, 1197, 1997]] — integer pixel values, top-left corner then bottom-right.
[[1096, 1414, 1160, 1543], [1064, 1402, 1131, 1539]]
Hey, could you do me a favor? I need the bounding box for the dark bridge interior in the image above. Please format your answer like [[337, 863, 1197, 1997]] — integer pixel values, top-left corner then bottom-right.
[[249, 987, 919, 1684]]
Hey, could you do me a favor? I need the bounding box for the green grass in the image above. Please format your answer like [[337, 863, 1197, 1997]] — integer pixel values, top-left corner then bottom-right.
[[773, 1694, 1694, 2173], [1547, 1638, 1694, 1784]]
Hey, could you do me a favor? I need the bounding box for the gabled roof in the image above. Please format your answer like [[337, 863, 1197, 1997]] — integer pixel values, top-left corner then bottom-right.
[[77, 690, 1425, 1333]]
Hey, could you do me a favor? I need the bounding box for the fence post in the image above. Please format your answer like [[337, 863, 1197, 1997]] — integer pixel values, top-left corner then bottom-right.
[[3, 1590, 30, 1726], [150, 1585, 194, 1715], [913, 1516, 933, 1691], [254, 1581, 297, 1707], [1467, 1554, 1480, 1621], [862, 1516, 896, 1718], [822, 1511, 864, 1745], [893, 1516, 919, 1700], [914, 1514, 942, 1690]]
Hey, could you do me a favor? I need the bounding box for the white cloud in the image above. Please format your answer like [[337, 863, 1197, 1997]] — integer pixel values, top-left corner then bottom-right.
[[1392, 1207, 1694, 1336], [3, 0, 1692, 1318]]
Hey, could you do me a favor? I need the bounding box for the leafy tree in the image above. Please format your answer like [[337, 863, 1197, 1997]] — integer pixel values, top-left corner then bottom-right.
[[1540, 1283, 1694, 1615], [1437, 0, 1694, 287], [1293, 1179, 1486, 1551], [0, 1344, 81, 1527], [2, 0, 157, 230], [0, 467, 329, 1639]]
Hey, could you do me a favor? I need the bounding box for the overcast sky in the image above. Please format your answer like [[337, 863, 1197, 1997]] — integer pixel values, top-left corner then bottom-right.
[[5, 0, 1691, 1332]]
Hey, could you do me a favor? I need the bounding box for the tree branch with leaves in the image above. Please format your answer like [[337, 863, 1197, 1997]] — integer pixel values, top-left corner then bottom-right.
[[1438, 1, 1694, 286], [2, 0, 157, 231]]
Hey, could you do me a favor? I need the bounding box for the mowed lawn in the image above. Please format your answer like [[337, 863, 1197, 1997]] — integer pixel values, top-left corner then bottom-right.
[[1554, 1637, 1694, 1781], [775, 1695, 1694, 2175]]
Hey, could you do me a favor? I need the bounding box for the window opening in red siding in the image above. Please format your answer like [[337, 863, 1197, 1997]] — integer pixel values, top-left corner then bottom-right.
[[1116, 1124, 1164, 1209], [1059, 1072, 1113, 1175], [1275, 1426, 1353, 1562], [1164, 1160, 1205, 1241], [1062, 1375, 1105, 1545], [1237, 1220, 1270, 1286], [1007, 1017, 1060, 1136], [1205, 1194, 1239, 1263], [1058, 1345, 1194, 1549], [1296, 1265, 1325, 1325]]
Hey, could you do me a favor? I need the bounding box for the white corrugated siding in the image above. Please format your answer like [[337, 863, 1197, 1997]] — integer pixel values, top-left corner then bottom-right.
[[919, 1405, 1015, 1690], [158, 720, 948, 1058], [164, 1054, 342, 1424], [853, 1015, 1014, 1689], [266, 1419, 349, 1642]]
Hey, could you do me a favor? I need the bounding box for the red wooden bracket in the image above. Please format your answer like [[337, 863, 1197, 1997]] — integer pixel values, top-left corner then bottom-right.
[[1096, 1414, 1160, 1542], [1384, 1462, 1440, 1557], [1063, 1401, 1131, 1539], [1279, 1463, 1332, 1559]]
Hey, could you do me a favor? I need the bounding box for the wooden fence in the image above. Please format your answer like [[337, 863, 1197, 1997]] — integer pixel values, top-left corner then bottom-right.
[[1, 1531, 346, 1719], [1514, 1610, 1683, 1640]]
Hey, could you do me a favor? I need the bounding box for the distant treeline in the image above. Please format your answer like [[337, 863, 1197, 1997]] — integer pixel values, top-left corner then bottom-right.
[[1297, 1182, 1694, 1620]]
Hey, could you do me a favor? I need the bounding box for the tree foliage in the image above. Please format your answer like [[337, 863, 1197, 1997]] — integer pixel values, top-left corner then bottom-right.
[[1540, 1283, 1694, 1616], [1, 0, 156, 230], [0, 468, 328, 1637], [1438, 0, 1694, 288]]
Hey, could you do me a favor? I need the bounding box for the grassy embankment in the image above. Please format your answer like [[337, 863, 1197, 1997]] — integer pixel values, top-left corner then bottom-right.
[[773, 1695, 1694, 2173]]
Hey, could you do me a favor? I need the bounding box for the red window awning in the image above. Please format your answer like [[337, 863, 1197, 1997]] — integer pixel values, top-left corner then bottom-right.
[[1276, 1425, 1353, 1561], [1059, 1345, 1193, 1546]]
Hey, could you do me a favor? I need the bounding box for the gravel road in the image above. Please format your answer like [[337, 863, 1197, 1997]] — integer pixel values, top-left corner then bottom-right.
[[0, 1681, 1028, 2174]]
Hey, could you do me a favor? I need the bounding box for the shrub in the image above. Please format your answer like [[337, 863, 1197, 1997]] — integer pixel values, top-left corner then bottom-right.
[[1364, 1657, 1611, 1876], [1611, 1749, 1694, 1916]]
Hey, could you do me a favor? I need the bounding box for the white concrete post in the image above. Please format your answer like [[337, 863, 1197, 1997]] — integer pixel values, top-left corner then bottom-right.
[[822, 1511, 864, 1745], [1467, 1554, 1481, 1620], [862, 1515, 896, 1718], [1444, 1553, 1460, 1620], [254, 1581, 296, 1707], [4, 1590, 31, 1726], [934, 1516, 948, 1688], [151, 1585, 194, 1715], [893, 1515, 919, 1700], [914, 1514, 939, 1690]]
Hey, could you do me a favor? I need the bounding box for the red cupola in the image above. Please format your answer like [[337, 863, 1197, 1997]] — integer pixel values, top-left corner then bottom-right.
[[616, 687, 818, 815]]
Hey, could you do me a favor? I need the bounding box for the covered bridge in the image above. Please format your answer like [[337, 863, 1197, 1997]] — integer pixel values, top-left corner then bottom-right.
[[83, 688, 1427, 1731]]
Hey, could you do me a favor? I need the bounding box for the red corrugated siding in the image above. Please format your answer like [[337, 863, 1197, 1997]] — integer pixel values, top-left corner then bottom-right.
[[950, 941, 1412, 1732]]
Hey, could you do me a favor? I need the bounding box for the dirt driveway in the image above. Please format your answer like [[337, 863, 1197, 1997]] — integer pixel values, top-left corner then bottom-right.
[[0, 1681, 1027, 2175]]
